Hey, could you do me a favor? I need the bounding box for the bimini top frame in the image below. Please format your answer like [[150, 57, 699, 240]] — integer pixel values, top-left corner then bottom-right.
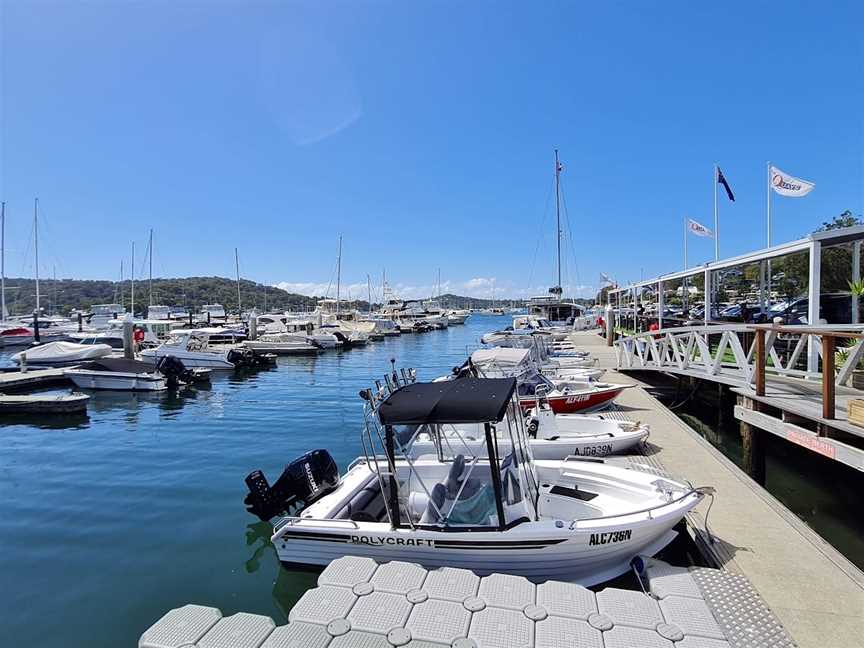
[[361, 370, 538, 533], [377, 377, 517, 426]]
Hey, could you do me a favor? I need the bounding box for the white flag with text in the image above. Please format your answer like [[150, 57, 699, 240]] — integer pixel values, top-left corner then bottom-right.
[[770, 166, 815, 197], [687, 219, 713, 238]]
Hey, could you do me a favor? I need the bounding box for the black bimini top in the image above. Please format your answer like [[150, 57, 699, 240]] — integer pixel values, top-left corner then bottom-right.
[[377, 377, 517, 425]]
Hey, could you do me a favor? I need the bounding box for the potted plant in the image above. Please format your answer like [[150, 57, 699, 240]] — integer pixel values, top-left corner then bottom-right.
[[836, 281, 864, 389]]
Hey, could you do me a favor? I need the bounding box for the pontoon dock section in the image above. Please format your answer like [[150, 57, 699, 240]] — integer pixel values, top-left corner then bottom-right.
[[140, 555, 795, 648]]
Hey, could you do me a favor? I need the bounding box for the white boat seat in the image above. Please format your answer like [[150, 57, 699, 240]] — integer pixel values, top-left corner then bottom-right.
[[420, 483, 446, 524]]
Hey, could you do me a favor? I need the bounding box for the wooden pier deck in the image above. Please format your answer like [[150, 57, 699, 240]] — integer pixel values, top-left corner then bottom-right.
[[573, 331, 864, 648], [0, 367, 70, 392]]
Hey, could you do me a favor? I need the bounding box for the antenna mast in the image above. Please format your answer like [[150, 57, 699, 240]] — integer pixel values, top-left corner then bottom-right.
[[149, 228, 154, 307], [1, 202, 5, 320], [235, 247, 242, 316], [335, 235, 342, 316], [554, 150, 562, 296]]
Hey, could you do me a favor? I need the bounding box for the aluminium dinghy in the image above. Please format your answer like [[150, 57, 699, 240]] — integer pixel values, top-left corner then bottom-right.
[[244, 374, 705, 585]]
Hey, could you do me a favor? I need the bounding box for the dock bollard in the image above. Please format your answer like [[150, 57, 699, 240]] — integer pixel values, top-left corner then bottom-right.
[[249, 309, 258, 340], [123, 315, 134, 359], [605, 305, 614, 346], [20, 352, 27, 373]]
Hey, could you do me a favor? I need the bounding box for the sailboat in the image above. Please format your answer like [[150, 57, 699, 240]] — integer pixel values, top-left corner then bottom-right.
[[146, 229, 172, 320], [525, 151, 584, 326], [316, 236, 372, 344]]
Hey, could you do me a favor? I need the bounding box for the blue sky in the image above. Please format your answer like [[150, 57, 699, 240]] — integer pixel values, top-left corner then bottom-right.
[[1, 1, 861, 300]]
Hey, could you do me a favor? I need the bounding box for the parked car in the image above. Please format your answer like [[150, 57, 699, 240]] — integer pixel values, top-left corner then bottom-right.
[[753, 292, 855, 325]]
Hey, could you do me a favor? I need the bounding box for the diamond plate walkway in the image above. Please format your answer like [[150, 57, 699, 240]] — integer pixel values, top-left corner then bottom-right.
[[140, 556, 792, 648], [573, 330, 864, 648]]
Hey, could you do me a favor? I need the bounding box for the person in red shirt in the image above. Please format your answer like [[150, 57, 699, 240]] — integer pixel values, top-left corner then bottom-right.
[[133, 326, 145, 352]]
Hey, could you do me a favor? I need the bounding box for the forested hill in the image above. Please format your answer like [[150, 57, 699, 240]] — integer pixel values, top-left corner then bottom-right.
[[0, 276, 572, 316]]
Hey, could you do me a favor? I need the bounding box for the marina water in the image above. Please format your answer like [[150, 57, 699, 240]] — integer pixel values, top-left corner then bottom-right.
[[0, 316, 507, 647]]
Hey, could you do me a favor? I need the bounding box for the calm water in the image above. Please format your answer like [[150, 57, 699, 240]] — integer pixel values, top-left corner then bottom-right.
[[0, 315, 506, 647]]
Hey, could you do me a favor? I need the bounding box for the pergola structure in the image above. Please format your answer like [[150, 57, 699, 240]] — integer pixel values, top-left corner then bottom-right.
[[608, 224, 864, 372]]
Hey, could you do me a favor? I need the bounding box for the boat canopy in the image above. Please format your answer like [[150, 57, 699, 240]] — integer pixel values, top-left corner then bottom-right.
[[470, 347, 531, 371], [78, 357, 156, 373], [377, 377, 517, 426]]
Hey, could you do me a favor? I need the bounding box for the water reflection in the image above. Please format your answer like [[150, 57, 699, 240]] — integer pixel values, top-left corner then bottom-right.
[[244, 521, 319, 621]]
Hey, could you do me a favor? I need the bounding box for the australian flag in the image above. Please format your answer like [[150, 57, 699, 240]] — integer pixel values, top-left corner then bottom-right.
[[717, 167, 735, 201]]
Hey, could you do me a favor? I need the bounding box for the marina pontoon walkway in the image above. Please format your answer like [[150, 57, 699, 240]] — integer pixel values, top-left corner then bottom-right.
[[575, 331, 864, 648]]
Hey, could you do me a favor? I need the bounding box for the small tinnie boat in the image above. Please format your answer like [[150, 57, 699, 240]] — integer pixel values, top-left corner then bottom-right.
[[244, 375, 705, 585], [515, 372, 631, 414], [469, 347, 628, 414]]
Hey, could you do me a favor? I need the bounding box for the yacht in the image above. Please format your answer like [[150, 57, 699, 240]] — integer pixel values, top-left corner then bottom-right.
[[244, 374, 706, 584], [200, 304, 227, 322], [140, 329, 251, 369], [147, 305, 172, 320]]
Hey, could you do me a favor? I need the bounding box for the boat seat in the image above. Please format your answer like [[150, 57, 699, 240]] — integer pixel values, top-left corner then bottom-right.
[[333, 481, 387, 521], [420, 483, 446, 525]]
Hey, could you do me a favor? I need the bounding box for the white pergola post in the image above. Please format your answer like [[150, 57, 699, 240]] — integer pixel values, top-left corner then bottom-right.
[[853, 241, 861, 324], [807, 240, 822, 373], [704, 268, 712, 325], [658, 280, 664, 330]]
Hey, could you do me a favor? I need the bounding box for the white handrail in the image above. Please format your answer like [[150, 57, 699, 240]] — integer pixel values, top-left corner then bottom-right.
[[614, 325, 864, 388]]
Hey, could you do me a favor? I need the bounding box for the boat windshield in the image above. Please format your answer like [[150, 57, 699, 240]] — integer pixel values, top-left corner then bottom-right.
[[366, 376, 539, 530], [516, 372, 555, 397]]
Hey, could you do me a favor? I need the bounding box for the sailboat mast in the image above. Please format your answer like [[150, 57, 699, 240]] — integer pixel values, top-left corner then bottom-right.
[[235, 247, 242, 316], [131, 242, 135, 316], [53, 265, 57, 316], [119, 260, 124, 307], [34, 198, 40, 314], [1, 202, 5, 320], [367, 274, 372, 313], [335, 235, 342, 316], [149, 228, 153, 307], [554, 149, 562, 294]]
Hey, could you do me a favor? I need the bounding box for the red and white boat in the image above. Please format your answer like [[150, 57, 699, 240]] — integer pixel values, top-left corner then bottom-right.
[[0, 326, 35, 348], [516, 373, 632, 413]]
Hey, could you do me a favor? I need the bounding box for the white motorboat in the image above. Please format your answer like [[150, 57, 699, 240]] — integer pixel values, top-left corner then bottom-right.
[[12, 341, 113, 366], [66, 357, 167, 391], [447, 309, 470, 325], [469, 346, 629, 414], [244, 333, 320, 355], [140, 329, 237, 369], [147, 305, 172, 320], [405, 405, 649, 460], [244, 375, 705, 584], [65, 356, 208, 391]]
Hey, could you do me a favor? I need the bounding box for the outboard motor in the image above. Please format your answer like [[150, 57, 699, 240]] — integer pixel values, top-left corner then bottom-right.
[[155, 355, 193, 386], [227, 348, 254, 368], [244, 449, 340, 521]]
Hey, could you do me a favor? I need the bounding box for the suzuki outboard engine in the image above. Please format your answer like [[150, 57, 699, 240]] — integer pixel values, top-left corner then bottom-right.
[[244, 449, 340, 521], [155, 355, 193, 386]]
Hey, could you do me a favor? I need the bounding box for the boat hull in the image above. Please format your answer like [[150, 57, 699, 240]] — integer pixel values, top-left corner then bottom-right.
[[273, 520, 684, 585], [65, 370, 167, 391], [519, 387, 624, 414], [140, 349, 234, 370]]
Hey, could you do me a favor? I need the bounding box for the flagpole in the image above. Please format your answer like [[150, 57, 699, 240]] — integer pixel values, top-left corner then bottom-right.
[[713, 163, 719, 260], [684, 217, 688, 270], [766, 161, 772, 247]]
